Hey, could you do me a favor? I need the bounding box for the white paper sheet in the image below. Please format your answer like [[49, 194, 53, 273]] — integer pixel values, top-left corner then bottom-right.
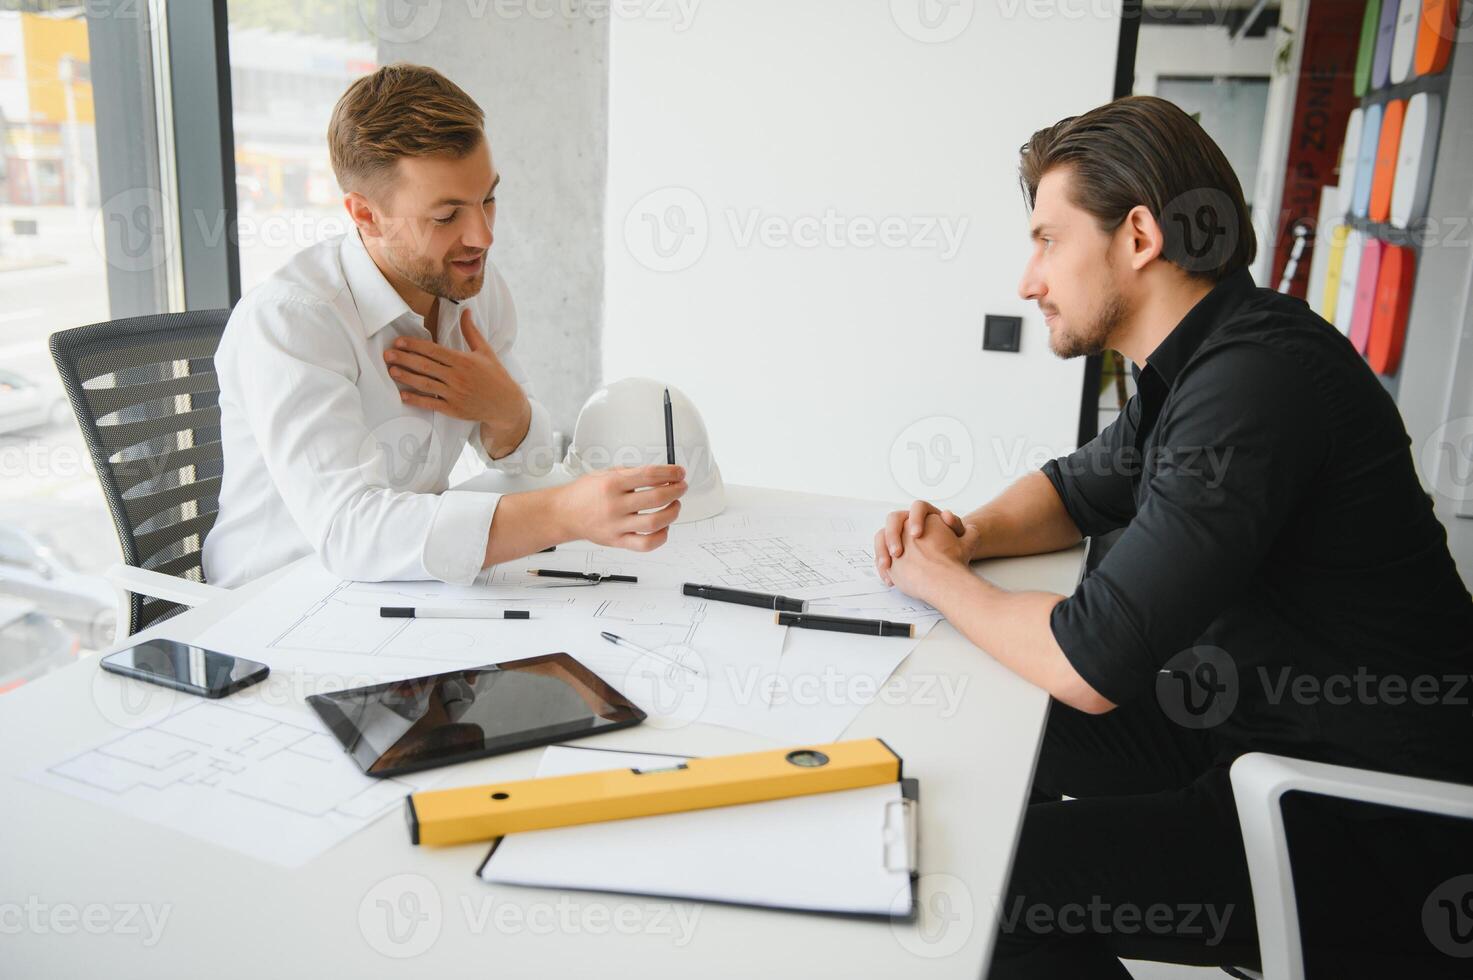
[[182, 496, 940, 742], [479, 746, 915, 918], [190, 559, 930, 742], [25, 671, 441, 868]]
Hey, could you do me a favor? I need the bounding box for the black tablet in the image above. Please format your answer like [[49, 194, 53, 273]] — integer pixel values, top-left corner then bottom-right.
[[305, 653, 645, 778]]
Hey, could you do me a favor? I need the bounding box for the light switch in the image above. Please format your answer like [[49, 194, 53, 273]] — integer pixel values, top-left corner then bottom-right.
[[983, 315, 1022, 352]]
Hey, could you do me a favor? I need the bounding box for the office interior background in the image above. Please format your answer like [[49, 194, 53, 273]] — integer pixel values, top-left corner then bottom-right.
[[1, 0, 1470, 684]]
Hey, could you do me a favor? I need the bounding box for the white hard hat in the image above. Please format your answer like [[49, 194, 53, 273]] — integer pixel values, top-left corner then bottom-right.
[[564, 377, 725, 523]]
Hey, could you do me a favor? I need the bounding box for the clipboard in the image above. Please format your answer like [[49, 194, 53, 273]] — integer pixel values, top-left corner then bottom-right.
[[475, 745, 922, 921]]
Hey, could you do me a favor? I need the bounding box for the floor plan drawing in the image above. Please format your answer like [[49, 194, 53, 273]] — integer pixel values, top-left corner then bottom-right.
[[697, 537, 857, 592], [29, 696, 436, 867]]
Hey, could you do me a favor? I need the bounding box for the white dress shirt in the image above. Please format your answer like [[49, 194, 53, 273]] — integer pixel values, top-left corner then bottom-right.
[[201, 230, 556, 589]]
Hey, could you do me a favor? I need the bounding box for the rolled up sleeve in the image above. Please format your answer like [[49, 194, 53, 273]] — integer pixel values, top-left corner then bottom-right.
[[1048, 344, 1326, 706], [1041, 397, 1141, 538], [423, 490, 500, 584]]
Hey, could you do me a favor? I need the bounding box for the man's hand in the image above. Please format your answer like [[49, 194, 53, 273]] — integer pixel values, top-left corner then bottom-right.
[[385, 308, 532, 455], [883, 512, 974, 604], [555, 465, 687, 552], [874, 500, 977, 586]]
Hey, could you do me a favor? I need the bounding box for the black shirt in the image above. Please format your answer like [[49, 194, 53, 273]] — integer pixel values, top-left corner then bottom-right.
[[1043, 268, 1473, 784]]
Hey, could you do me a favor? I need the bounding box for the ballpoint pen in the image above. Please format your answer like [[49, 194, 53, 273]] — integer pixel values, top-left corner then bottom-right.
[[601, 631, 701, 675]]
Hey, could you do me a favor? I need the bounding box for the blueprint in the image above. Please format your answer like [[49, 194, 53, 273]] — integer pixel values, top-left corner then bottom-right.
[[463, 536, 880, 597], [26, 685, 439, 868], [188, 561, 792, 735], [465, 502, 903, 598], [25, 499, 948, 866]]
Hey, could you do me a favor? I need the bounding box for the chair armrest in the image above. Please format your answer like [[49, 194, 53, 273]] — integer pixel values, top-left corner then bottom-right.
[[1230, 752, 1473, 980], [106, 564, 230, 647], [107, 563, 228, 607]]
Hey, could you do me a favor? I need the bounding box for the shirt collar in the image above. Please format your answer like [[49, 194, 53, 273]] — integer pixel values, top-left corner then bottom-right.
[[1141, 267, 1257, 387], [341, 228, 421, 338]]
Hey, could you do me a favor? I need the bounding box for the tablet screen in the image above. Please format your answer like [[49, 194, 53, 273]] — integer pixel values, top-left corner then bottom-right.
[[305, 653, 645, 777]]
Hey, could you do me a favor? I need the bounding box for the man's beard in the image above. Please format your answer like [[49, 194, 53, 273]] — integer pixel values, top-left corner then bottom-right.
[[1048, 289, 1128, 359], [388, 249, 484, 302]]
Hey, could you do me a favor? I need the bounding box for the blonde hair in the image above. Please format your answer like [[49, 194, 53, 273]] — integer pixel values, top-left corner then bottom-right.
[[328, 63, 484, 193]]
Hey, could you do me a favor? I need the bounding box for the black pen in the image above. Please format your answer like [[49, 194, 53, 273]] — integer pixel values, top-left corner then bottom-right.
[[775, 611, 915, 638], [684, 583, 805, 612], [528, 569, 639, 584], [663, 388, 676, 465]]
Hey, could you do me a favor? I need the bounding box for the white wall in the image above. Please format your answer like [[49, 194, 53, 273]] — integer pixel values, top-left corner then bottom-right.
[[604, 0, 1119, 508], [383, 7, 609, 438]]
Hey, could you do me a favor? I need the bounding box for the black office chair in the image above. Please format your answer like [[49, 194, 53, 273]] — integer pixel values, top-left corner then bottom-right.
[[50, 310, 233, 641]]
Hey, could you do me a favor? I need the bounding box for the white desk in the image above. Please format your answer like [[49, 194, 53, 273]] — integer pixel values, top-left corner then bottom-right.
[[0, 485, 1083, 978]]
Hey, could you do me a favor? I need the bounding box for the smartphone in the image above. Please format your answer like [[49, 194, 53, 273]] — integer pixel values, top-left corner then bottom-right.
[[100, 638, 269, 699]]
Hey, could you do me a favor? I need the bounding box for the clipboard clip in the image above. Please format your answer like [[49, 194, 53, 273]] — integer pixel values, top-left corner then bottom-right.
[[881, 796, 919, 874]]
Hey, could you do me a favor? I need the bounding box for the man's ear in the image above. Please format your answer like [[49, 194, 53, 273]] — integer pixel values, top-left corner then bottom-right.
[[1120, 204, 1165, 272], [343, 190, 382, 240]]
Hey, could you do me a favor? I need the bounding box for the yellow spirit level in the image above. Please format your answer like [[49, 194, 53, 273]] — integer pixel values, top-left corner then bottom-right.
[[406, 738, 902, 846]]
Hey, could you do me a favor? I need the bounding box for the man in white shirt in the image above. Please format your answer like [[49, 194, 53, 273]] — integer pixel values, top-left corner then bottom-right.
[[203, 64, 685, 588]]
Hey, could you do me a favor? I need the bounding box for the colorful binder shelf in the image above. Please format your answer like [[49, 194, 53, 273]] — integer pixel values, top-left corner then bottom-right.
[[1332, 0, 1457, 379]]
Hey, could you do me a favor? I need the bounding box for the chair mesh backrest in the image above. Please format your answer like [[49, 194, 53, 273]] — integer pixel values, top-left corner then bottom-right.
[[49, 310, 230, 636]]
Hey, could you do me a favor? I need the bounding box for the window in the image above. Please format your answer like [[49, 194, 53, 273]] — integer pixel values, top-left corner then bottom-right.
[[226, 1, 376, 293], [0, 5, 122, 663]]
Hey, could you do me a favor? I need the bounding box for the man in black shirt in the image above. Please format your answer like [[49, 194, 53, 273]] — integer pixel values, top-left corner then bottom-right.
[[872, 96, 1473, 976]]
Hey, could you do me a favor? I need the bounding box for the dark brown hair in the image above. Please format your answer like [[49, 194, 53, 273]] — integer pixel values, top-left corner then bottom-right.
[[328, 64, 484, 193], [1019, 95, 1256, 282]]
